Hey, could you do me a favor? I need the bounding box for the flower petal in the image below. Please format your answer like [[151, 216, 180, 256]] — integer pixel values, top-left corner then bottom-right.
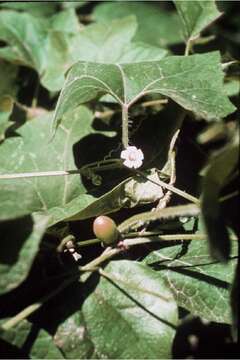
[[137, 149, 144, 160], [123, 159, 134, 168], [132, 159, 143, 169], [120, 150, 129, 160]]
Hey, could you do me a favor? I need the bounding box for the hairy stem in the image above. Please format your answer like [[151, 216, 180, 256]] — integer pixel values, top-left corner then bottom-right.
[[118, 203, 200, 233]]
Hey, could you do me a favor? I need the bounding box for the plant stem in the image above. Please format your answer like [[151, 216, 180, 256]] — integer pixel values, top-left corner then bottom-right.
[[80, 247, 121, 272], [122, 104, 129, 148]]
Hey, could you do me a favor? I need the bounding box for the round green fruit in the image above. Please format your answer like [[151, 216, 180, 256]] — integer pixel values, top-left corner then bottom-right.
[[93, 216, 119, 245]]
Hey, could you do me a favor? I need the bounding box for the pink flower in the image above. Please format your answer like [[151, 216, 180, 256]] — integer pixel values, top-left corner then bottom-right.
[[120, 146, 144, 169]]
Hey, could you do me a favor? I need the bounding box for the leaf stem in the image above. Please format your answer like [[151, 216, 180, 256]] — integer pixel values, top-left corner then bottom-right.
[[185, 40, 192, 56], [122, 104, 129, 148]]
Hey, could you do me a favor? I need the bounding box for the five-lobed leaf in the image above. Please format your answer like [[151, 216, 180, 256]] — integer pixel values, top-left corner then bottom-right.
[[53, 51, 236, 132]]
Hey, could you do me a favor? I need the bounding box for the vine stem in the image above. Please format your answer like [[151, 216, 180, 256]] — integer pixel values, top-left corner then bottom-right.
[[0, 159, 123, 180], [76, 232, 239, 248], [0, 169, 82, 180], [123, 233, 238, 246], [1, 229, 237, 331]]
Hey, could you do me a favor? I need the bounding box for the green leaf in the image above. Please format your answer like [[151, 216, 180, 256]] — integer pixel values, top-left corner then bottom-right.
[[61, 1, 88, 10], [174, 0, 222, 41], [0, 320, 63, 359], [53, 312, 94, 359], [144, 237, 238, 324], [0, 95, 14, 141], [69, 16, 167, 63], [0, 10, 47, 71], [93, 2, 183, 47], [224, 78, 240, 97], [0, 2, 58, 17], [82, 260, 178, 359], [0, 214, 49, 294], [0, 61, 18, 98], [230, 262, 238, 341], [53, 51, 236, 132], [0, 106, 114, 223], [42, 16, 167, 91], [201, 133, 239, 261], [50, 8, 80, 34], [0, 9, 81, 91], [0, 10, 166, 92]]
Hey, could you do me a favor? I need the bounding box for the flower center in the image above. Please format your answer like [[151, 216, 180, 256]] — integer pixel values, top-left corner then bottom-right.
[[128, 151, 137, 161]]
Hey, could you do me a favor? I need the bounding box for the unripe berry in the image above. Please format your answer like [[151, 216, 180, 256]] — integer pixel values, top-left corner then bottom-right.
[[93, 216, 119, 245]]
